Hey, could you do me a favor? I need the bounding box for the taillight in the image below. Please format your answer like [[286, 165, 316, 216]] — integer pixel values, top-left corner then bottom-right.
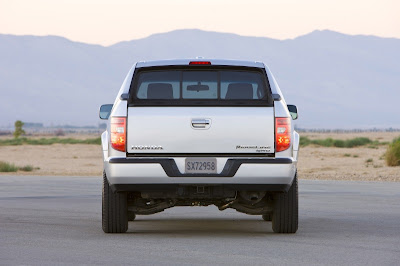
[[189, 61, 211, 65], [275, 117, 291, 152], [110, 117, 126, 152]]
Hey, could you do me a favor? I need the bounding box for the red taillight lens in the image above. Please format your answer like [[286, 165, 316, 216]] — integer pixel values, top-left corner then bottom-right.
[[110, 117, 126, 152], [189, 61, 211, 65], [275, 117, 291, 152]]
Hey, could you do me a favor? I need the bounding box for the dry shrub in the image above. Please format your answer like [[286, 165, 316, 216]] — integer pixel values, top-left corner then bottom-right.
[[0, 161, 18, 172], [385, 137, 400, 166]]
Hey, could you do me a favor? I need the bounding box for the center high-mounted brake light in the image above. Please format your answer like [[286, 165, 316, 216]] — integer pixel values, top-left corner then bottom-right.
[[275, 117, 291, 152], [189, 61, 211, 65], [110, 117, 126, 152]]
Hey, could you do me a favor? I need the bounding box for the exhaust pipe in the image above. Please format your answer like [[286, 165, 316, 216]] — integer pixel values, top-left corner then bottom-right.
[[239, 191, 266, 204], [249, 193, 260, 202]]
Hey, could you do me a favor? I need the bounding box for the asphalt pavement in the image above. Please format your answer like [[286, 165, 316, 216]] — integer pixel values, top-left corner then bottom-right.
[[0, 176, 399, 265]]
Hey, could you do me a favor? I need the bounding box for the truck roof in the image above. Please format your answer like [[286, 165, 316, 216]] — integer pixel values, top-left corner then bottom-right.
[[136, 59, 265, 68]]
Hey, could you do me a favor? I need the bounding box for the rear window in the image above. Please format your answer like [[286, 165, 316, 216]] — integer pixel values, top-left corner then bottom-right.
[[130, 67, 272, 106]]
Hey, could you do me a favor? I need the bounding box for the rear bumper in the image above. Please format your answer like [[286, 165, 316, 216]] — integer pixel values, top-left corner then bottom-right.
[[111, 183, 292, 193], [104, 157, 297, 189]]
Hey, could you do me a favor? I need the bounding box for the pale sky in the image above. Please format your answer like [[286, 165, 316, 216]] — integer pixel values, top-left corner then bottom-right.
[[0, 0, 399, 46]]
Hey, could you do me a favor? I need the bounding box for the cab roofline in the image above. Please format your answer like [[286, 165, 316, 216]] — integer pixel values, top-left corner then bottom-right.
[[135, 59, 265, 68]]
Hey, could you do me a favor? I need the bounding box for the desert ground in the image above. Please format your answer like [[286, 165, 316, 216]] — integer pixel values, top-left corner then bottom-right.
[[0, 132, 399, 181]]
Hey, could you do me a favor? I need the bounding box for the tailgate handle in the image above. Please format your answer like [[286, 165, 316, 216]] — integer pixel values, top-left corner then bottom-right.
[[191, 119, 211, 129]]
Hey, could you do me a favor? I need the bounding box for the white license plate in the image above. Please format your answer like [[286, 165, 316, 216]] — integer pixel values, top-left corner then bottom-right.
[[185, 158, 217, 174]]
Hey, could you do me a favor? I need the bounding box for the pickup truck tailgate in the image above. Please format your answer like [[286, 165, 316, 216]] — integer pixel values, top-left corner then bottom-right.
[[127, 107, 275, 155]]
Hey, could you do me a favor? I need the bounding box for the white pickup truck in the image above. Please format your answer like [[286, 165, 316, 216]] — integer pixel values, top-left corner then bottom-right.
[[99, 59, 299, 233]]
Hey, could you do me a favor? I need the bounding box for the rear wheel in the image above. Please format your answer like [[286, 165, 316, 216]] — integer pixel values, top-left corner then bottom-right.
[[272, 174, 298, 233], [102, 171, 128, 233]]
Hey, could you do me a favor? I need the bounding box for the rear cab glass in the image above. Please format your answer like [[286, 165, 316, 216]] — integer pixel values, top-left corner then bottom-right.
[[128, 66, 273, 106]]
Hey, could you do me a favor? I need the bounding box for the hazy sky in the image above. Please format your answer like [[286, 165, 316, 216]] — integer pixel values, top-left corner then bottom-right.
[[1, 0, 399, 46]]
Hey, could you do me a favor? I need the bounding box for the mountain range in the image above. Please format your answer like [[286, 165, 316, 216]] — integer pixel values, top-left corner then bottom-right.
[[1, 29, 399, 128]]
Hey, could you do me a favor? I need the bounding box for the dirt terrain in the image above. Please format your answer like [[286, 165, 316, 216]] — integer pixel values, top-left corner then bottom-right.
[[298, 132, 399, 182], [0, 132, 399, 181]]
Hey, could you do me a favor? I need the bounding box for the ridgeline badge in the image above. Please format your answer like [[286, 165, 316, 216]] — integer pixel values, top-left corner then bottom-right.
[[236, 145, 271, 153]]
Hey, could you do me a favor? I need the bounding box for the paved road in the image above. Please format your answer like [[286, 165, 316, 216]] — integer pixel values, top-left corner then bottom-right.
[[0, 176, 399, 265]]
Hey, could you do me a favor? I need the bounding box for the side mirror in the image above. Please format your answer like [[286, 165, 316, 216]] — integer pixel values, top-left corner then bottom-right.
[[287, 105, 298, 120], [99, 104, 113, 120]]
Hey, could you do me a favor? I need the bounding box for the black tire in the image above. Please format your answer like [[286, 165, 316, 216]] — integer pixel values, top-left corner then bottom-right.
[[262, 213, 272, 221], [102, 171, 128, 233], [272, 174, 298, 233]]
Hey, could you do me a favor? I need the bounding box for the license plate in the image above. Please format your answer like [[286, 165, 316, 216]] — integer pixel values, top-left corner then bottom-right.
[[185, 158, 217, 174]]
